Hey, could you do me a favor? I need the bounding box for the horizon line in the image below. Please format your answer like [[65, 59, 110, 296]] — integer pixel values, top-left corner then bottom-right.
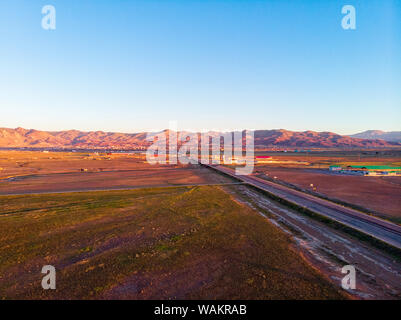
[[0, 125, 392, 137]]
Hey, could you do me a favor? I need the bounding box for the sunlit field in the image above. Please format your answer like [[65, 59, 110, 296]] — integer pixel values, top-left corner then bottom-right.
[[0, 186, 345, 299]]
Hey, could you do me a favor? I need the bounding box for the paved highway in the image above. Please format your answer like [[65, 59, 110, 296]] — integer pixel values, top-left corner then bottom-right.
[[203, 164, 401, 250]]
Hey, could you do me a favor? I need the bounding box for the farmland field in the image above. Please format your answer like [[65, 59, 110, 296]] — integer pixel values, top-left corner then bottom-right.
[[0, 151, 232, 195], [254, 167, 401, 221], [2, 150, 400, 300], [0, 186, 345, 299], [251, 152, 401, 222]]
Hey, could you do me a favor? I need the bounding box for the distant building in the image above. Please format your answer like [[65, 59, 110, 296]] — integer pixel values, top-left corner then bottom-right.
[[329, 165, 401, 176], [219, 155, 254, 164], [255, 156, 273, 164]]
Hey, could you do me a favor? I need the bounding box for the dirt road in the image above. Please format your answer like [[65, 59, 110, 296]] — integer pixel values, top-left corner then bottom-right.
[[226, 184, 401, 299]]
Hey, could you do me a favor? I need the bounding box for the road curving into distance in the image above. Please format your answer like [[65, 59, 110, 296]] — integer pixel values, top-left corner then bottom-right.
[[203, 164, 401, 250]]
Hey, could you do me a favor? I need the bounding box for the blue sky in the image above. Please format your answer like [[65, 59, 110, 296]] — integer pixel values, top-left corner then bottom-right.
[[0, 0, 400, 134]]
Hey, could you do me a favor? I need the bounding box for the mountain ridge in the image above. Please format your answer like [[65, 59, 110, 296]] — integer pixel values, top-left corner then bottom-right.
[[348, 130, 401, 143], [0, 127, 400, 149]]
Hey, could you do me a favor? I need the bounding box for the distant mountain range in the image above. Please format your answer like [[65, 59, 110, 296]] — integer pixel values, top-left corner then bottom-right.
[[348, 130, 401, 143], [0, 127, 400, 149]]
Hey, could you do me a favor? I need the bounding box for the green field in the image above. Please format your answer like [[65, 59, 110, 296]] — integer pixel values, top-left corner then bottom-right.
[[0, 186, 345, 299]]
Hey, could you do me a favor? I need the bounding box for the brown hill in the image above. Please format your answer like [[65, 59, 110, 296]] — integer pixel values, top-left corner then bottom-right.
[[0, 127, 399, 149], [349, 130, 401, 143], [253, 130, 398, 148]]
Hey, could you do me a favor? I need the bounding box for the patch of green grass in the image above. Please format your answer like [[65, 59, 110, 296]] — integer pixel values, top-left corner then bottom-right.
[[155, 244, 170, 252], [79, 246, 93, 253]]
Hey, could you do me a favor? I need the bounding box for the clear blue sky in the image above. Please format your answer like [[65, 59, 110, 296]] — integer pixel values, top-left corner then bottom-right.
[[0, 0, 400, 134]]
